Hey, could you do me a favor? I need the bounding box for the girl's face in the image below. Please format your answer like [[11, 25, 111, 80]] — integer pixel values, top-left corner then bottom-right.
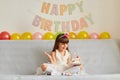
[[58, 42, 68, 51]]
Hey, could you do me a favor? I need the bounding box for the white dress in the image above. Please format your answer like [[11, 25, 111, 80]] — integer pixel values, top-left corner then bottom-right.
[[45, 49, 70, 72], [54, 49, 70, 71]]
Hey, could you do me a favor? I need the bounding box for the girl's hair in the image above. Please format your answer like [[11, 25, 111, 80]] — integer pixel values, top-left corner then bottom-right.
[[52, 33, 69, 52]]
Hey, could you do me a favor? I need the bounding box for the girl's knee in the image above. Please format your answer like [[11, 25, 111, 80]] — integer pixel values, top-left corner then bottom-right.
[[41, 64, 47, 72]]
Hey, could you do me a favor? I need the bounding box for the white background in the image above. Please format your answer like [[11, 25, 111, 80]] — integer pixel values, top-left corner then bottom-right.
[[0, 0, 120, 39]]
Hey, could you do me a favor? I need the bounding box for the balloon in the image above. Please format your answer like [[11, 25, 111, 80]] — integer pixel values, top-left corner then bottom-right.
[[11, 33, 21, 40], [89, 32, 99, 39], [100, 32, 111, 39], [69, 32, 77, 39], [43, 32, 54, 40], [32, 32, 43, 40], [0, 32, 1, 39], [77, 31, 89, 39], [21, 32, 32, 40], [54, 32, 64, 39], [0, 31, 11, 40]]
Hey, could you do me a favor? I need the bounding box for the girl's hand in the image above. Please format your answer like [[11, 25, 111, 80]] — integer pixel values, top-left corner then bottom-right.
[[80, 64, 83, 70], [44, 52, 51, 59], [44, 52, 54, 64]]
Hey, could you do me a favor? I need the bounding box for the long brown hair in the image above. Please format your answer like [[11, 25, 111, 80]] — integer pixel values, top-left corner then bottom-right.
[[52, 33, 69, 52]]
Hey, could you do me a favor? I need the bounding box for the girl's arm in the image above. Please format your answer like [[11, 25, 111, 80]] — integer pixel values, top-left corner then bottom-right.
[[67, 53, 72, 65], [44, 52, 54, 64], [51, 51, 57, 63]]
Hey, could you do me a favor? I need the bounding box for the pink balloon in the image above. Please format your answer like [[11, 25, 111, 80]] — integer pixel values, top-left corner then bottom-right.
[[89, 33, 99, 39], [32, 32, 43, 40]]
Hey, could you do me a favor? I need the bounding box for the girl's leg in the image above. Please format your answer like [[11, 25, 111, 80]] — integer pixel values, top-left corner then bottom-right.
[[41, 63, 52, 75], [41, 64, 47, 72], [35, 63, 47, 75], [41, 63, 62, 75], [41, 63, 57, 75]]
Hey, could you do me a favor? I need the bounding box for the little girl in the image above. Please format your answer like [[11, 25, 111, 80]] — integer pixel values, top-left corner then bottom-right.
[[40, 33, 84, 75]]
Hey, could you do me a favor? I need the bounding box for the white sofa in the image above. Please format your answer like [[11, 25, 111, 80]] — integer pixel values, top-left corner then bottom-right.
[[0, 39, 120, 80]]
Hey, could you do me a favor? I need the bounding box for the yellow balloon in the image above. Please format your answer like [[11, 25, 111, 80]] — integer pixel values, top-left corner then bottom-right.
[[21, 32, 32, 40], [11, 33, 21, 40], [77, 31, 89, 39], [69, 32, 77, 39], [43, 32, 54, 40], [100, 32, 111, 39]]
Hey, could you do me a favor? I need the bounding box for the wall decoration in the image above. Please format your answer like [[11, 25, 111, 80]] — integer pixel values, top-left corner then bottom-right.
[[0, 31, 11, 40], [89, 32, 99, 39], [32, 0, 94, 33], [11, 33, 21, 40], [77, 31, 89, 39], [100, 32, 111, 39], [21, 32, 32, 40], [32, 32, 43, 40], [43, 32, 54, 40]]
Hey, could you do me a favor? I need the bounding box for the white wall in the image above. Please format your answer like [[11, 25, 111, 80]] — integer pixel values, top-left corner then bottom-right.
[[0, 0, 120, 39]]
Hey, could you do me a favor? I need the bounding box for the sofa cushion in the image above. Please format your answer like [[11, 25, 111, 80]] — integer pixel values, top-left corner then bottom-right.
[[0, 40, 120, 75]]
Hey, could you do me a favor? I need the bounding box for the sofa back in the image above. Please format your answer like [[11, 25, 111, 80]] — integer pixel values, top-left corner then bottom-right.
[[0, 40, 120, 75]]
